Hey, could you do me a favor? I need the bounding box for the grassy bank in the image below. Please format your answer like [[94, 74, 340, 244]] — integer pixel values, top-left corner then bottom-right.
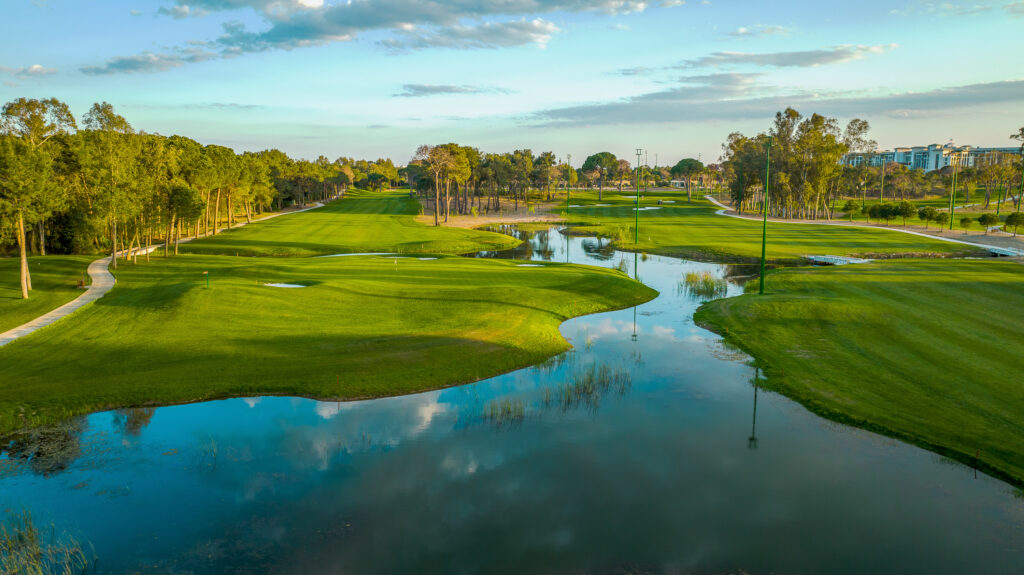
[[695, 259, 1024, 484], [0, 256, 94, 333], [0, 254, 656, 432], [557, 191, 982, 262], [183, 189, 519, 257]]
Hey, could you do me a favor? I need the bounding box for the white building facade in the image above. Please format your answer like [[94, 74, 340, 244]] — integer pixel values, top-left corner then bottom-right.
[[842, 144, 1021, 172]]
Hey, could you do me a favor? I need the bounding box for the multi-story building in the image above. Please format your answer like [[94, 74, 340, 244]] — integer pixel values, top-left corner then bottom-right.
[[842, 143, 1021, 172]]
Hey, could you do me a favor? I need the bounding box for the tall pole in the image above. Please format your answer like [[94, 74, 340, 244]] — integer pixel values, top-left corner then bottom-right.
[[1018, 148, 1024, 212], [759, 137, 772, 295], [635, 148, 642, 245], [566, 154, 571, 217], [949, 152, 959, 230]]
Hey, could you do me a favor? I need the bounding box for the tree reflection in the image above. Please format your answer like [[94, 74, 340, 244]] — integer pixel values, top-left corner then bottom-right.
[[113, 408, 155, 437]]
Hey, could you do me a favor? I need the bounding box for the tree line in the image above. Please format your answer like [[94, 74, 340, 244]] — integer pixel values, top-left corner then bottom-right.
[[406, 144, 709, 225], [721, 109, 1024, 219], [0, 98, 402, 299]]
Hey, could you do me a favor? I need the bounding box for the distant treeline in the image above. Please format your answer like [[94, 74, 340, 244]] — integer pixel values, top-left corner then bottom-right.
[[721, 108, 1024, 219]]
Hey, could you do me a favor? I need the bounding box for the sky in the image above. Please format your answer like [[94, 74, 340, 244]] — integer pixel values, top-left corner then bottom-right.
[[2, 0, 1023, 166]]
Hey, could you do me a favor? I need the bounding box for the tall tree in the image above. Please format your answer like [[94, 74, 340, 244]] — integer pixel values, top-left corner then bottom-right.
[[581, 152, 617, 201], [1, 98, 76, 295]]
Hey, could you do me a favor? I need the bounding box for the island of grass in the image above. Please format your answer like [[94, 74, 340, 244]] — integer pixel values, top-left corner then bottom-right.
[[0, 250, 655, 434], [557, 192, 985, 262], [183, 189, 519, 257], [0, 255, 94, 334], [695, 259, 1024, 485]]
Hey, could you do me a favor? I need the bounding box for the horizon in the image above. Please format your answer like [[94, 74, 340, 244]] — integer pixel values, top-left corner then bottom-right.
[[3, 0, 1023, 165]]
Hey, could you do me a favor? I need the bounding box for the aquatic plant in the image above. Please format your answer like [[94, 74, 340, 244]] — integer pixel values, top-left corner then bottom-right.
[[679, 270, 728, 301], [0, 510, 93, 575], [544, 364, 632, 413], [483, 398, 526, 426]]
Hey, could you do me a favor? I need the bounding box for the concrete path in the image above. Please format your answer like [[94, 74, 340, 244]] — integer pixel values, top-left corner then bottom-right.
[[703, 196, 1024, 256], [0, 201, 326, 348]]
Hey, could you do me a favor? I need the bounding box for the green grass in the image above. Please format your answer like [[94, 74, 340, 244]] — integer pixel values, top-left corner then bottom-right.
[[0, 256, 94, 333], [558, 191, 984, 262], [695, 259, 1024, 485], [0, 253, 656, 433], [183, 188, 520, 257]]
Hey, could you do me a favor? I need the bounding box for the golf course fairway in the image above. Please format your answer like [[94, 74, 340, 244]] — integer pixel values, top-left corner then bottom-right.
[[695, 258, 1024, 484]]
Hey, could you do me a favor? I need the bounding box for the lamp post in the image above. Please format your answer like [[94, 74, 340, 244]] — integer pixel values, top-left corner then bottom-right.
[[948, 152, 960, 231], [566, 154, 572, 217], [759, 137, 772, 295], [635, 148, 643, 244]]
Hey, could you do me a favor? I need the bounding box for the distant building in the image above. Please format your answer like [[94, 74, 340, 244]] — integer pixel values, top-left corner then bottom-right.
[[842, 143, 1021, 172]]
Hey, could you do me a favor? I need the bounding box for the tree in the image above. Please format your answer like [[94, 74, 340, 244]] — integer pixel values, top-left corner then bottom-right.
[[671, 158, 703, 203], [897, 201, 916, 227], [977, 213, 999, 234], [581, 152, 617, 200], [934, 211, 950, 231], [1004, 212, 1024, 236], [842, 199, 859, 221], [959, 216, 973, 234], [0, 136, 56, 298], [1, 98, 76, 297], [918, 206, 937, 229], [81, 102, 135, 269]]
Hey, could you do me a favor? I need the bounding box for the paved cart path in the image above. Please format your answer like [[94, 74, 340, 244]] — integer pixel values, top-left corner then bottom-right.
[[704, 196, 1024, 256], [0, 202, 324, 348]]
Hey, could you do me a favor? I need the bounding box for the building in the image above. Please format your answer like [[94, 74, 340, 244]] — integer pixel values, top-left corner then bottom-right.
[[842, 143, 1021, 173]]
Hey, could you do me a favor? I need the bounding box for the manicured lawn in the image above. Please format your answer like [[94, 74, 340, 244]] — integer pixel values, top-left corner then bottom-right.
[[0, 255, 94, 333], [557, 191, 983, 262], [183, 189, 519, 257], [695, 259, 1024, 484], [0, 254, 656, 433]]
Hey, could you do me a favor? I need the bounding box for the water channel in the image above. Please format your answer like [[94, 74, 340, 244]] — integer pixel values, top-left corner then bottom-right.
[[2, 226, 1023, 573]]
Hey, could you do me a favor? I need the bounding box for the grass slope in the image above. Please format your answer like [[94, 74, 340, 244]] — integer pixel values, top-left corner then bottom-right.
[[183, 189, 519, 256], [0, 256, 94, 333], [0, 254, 656, 432], [695, 259, 1024, 484], [559, 191, 984, 262]]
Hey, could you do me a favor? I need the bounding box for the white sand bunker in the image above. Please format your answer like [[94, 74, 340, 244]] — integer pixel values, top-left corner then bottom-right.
[[418, 257, 438, 260], [568, 204, 584, 208], [663, 200, 676, 203], [516, 264, 544, 267], [265, 283, 306, 288], [594, 203, 611, 207], [635, 206, 662, 211]]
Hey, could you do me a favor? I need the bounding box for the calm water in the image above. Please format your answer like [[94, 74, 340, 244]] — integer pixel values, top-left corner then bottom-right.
[[3, 227, 1023, 574]]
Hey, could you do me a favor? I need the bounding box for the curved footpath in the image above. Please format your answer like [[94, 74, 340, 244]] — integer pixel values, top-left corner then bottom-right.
[[0, 202, 324, 348], [704, 195, 1024, 256]]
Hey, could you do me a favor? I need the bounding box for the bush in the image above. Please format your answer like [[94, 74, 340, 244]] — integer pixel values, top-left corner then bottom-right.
[[976, 213, 1000, 234], [842, 199, 860, 221], [1005, 212, 1024, 236], [918, 206, 938, 228], [959, 216, 973, 234], [934, 212, 950, 230]]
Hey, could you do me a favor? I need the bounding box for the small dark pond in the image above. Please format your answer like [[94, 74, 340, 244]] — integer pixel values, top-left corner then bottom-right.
[[2, 226, 1022, 574]]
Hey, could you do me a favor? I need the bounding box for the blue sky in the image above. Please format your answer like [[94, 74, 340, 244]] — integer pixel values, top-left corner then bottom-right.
[[2, 0, 1023, 166]]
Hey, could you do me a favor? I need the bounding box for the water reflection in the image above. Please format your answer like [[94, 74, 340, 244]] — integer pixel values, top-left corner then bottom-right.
[[1, 226, 1023, 574]]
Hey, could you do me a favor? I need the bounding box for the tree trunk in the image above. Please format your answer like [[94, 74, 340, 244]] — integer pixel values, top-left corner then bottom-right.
[[165, 216, 174, 257], [245, 202, 252, 224], [227, 192, 234, 229], [111, 218, 118, 270], [213, 188, 222, 235], [433, 175, 441, 226], [38, 221, 46, 256], [17, 211, 30, 299], [175, 218, 181, 255]]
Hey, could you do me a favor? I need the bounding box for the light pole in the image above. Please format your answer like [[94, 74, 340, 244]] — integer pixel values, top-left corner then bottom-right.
[[566, 154, 572, 217], [635, 148, 643, 244], [759, 137, 772, 295], [948, 152, 960, 230]]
